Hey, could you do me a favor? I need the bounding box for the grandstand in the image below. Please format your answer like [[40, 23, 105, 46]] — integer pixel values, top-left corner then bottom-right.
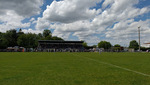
[[38, 40, 84, 52]]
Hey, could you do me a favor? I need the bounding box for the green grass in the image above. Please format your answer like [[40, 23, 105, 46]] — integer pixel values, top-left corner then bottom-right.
[[0, 52, 150, 85]]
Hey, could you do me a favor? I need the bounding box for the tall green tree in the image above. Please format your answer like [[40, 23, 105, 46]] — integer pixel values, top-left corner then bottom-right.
[[0, 32, 8, 49], [26, 33, 39, 48], [114, 44, 121, 47], [45, 35, 52, 40], [17, 34, 28, 47], [17, 33, 39, 48], [51, 36, 63, 40], [17, 28, 24, 37], [38, 33, 43, 39], [43, 29, 52, 38], [5, 29, 17, 47], [129, 40, 139, 50], [82, 42, 88, 49], [92, 45, 97, 48], [98, 41, 112, 49]]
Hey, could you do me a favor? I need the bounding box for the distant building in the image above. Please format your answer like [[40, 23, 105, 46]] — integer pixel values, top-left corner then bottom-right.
[[38, 40, 84, 52], [128, 48, 135, 52], [141, 43, 150, 48]]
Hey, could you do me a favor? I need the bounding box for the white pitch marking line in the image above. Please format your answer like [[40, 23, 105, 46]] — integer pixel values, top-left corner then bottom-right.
[[70, 53, 150, 77]]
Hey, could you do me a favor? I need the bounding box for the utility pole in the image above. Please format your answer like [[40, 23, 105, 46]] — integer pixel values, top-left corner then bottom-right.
[[138, 26, 141, 51]]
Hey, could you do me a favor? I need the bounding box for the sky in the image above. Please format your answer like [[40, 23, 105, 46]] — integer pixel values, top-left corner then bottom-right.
[[0, 0, 150, 46]]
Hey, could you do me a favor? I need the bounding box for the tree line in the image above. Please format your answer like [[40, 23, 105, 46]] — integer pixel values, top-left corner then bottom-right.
[[83, 40, 149, 51], [0, 29, 63, 49], [98, 40, 144, 50]]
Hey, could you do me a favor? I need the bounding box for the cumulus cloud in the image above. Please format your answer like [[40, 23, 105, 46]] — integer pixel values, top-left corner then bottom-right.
[[35, 0, 150, 45], [92, 0, 149, 28], [1, 0, 149, 46], [102, 0, 114, 8], [0, 0, 43, 32], [30, 18, 35, 22], [36, 17, 50, 30], [38, 0, 102, 24], [22, 28, 42, 34], [105, 19, 150, 45], [0, 10, 30, 32], [36, 0, 103, 43], [50, 21, 90, 32], [50, 21, 90, 39], [0, 0, 43, 17]]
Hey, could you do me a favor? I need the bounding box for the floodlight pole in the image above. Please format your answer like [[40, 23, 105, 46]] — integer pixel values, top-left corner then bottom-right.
[[138, 26, 141, 51]]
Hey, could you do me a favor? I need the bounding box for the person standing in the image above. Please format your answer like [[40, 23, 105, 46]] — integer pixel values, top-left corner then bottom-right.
[[99, 49, 101, 54]]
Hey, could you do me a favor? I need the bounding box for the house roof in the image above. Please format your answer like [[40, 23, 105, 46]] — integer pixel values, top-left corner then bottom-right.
[[144, 43, 150, 44]]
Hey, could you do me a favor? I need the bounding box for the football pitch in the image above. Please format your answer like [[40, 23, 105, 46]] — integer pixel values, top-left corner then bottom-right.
[[0, 52, 150, 85]]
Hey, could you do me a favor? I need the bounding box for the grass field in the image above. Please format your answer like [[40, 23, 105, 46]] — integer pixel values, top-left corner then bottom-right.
[[0, 52, 150, 85]]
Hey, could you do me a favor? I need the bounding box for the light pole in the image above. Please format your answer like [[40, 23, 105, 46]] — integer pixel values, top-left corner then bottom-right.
[[138, 26, 141, 51]]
